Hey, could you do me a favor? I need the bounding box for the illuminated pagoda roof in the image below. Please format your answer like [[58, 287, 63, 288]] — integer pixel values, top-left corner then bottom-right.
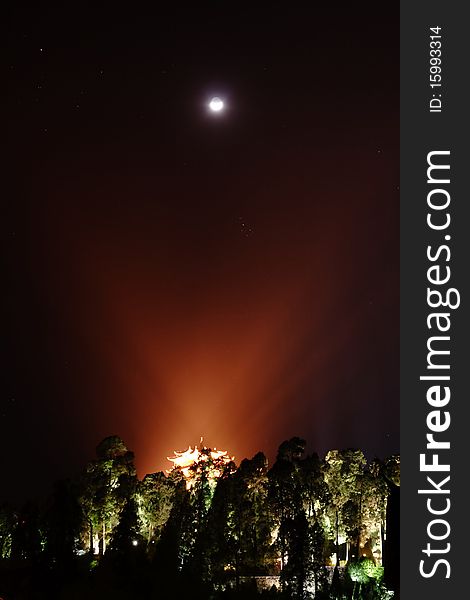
[[167, 437, 235, 488]]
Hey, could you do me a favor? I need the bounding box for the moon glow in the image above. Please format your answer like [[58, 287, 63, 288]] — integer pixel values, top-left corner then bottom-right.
[[209, 97, 224, 112]]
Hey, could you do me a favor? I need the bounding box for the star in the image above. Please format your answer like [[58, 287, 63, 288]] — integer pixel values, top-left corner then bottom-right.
[[238, 216, 254, 238]]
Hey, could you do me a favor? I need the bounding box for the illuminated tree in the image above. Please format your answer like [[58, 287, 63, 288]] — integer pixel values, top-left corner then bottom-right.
[[310, 519, 328, 595], [348, 558, 388, 600], [164, 440, 236, 574], [153, 477, 192, 581], [203, 473, 237, 585], [384, 455, 400, 487], [205, 451, 275, 590], [78, 435, 137, 555], [300, 452, 330, 521], [357, 459, 390, 563], [279, 511, 318, 599], [268, 438, 307, 572], [108, 497, 143, 555], [236, 452, 275, 575], [348, 560, 370, 599], [136, 471, 175, 546], [0, 435, 399, 598], [324, 449, 366, 566], [269, 440, 330, 598], [0, 504, 15, 560]]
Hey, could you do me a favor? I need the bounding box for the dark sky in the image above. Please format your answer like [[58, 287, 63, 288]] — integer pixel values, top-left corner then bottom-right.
[[2, 3, 399, 503]]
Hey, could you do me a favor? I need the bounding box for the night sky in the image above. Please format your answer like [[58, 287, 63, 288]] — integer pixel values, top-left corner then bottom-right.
[[2, 3, 399, 502]]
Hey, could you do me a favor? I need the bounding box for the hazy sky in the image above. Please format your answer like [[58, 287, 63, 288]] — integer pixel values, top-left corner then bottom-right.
[[2, 3, 399, 502]]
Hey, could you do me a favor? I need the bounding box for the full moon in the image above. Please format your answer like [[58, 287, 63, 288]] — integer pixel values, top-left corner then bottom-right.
[[209, 97, 224, 112]]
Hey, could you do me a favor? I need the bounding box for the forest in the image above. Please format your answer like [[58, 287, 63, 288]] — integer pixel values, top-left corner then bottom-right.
[[0, 436, 400, 600]]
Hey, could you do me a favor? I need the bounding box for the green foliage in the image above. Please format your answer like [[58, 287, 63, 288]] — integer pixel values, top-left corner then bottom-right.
[[108, 498, 142, 554], [347, 559, 391, 600], [194, 450, 276, 589], [361, 559, 384, 581], [276, 437, 306, 463], [136, 471, 175, 546], [348, 561, 370, 584], [0, 504, 15, 559], [384, 456, 400, 488], [0, 435, 398, 600], [78, 435, 137, 554]]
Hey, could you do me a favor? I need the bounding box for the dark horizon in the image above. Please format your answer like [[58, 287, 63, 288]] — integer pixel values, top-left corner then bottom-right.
[[2, 3, 399, 505]]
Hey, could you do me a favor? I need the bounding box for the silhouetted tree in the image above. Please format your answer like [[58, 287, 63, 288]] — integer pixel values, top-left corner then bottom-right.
[[44, 479, 82, 572], [108, 497, 142, 555], [280, 511, 314, 598], [10, 502, 42, 562]]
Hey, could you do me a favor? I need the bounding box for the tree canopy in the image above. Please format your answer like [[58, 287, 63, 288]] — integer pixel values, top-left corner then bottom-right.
[[0, 436, 399, 600]]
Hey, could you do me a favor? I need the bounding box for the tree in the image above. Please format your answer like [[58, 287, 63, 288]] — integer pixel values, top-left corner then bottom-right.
[[358, 459, 389, 563], [10, 502, 42, 562], [383, 455, 400, 594], [269, 442, 329, 599], [277, 437, 307, 463], [105, 495, 148, 590], [44, 479, 82, 572], [152, 478, 192, 597], [78, 435, 137, 555], [0, 435, 399, 599], [347, 558, 388, 600], [269, 438, 306, 572], [235, 452, 274, 575], [324, 449, 366, 566], [279, 511, 315, 599], [310, 519, 328, 596], [300, 453, 330, 521], [205, 451, 275, 591], [0, 504, 16, 560], [136, 471, 175, 547], [108, 497, 142, 555], [384, 455, 400, 488]]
